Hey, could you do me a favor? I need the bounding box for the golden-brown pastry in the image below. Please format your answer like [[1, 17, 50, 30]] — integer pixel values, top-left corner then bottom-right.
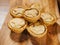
[[40, 12, 57, 26], [27, 22, 47, 45], [30, 3, 41, 10], [23, 8, 40, 23], [10, 6, 25, 18], [27, 22, 47, 38], [8, 18, 27, 33]]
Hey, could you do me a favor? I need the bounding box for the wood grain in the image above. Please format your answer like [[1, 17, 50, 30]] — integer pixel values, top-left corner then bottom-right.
[[0, 0, 60, 45]]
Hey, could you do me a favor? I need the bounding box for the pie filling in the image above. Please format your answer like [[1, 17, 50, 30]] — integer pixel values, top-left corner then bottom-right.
[[28, 25, 45, 34], [41, 13, 54, 23], [9, 18, 25, 28], [24, 9, 38, 17], [12, 8, 25, 16]]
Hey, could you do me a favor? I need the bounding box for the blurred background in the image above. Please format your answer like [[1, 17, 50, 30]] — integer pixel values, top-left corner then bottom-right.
[[57, 0, 60, 11], [0, 0, 10, 29]]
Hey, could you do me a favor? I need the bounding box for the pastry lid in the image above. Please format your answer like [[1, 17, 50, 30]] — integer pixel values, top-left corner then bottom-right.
[[9, 18, 25, 28], [24, 8, 39, 18], [27, 22, 47, 38]]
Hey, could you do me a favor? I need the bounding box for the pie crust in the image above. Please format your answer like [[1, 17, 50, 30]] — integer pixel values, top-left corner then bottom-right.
[[27, 22, 47, 38], [40, 12, 57, 26], [8, 18, 27, 33], [23, 8, 41, 23], [10, 6, 25, 18]]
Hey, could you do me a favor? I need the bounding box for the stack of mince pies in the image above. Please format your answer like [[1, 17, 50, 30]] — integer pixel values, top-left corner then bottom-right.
[[8, 3, 57, 38]]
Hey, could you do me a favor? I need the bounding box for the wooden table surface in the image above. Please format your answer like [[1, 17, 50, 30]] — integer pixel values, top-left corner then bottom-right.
[[0, 0, 60, 45]]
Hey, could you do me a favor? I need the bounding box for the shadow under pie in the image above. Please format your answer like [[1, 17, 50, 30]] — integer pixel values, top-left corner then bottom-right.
[[47, 23, 59, 45], [10, 30, 29, 42]]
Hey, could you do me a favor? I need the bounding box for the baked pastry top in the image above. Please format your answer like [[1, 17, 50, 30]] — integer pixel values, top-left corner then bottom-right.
[[8, 18, 27, 33], [41, 13, 54, 22], [27, 22, 47, 37], [24, 8, 38, 17], [10, 7, 25, 17], [40, 12, 57, 25], [9, 18, 25, 28], [28, 25, 45, 34]]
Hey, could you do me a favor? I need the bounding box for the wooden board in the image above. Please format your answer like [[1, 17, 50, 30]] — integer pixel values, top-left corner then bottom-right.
[[0, 0, 60, 45]]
